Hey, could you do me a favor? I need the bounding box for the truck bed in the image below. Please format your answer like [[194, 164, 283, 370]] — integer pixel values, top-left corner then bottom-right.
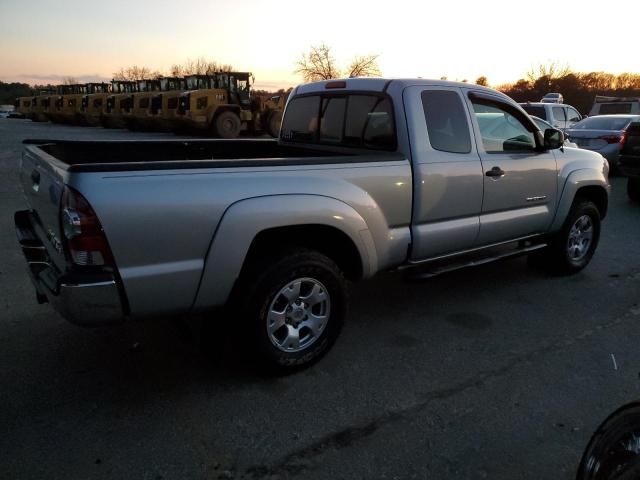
[[25, 138, 360, 172]]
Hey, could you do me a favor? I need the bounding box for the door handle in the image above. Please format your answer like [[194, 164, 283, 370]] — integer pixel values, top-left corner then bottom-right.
[[485, 166, 505, 178]]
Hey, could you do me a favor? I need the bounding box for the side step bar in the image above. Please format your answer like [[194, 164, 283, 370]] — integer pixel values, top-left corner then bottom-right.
[[404, 242, 548, 281]]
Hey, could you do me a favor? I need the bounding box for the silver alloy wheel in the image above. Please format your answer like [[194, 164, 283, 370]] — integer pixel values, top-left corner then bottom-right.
[[567, 214, 594, 262], [266, 277, 331, 353]]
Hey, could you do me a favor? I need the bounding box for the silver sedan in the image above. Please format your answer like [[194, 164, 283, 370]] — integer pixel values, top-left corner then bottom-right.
[[566, 115, 640, 167]]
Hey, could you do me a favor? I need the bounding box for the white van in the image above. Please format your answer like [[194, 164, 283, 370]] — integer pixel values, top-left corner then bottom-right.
[[589, 96, 640, 116]]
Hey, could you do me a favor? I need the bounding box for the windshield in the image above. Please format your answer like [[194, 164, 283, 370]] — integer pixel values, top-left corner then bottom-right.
[[572, 116, 636, 130], [520, 105, 547, 120], [599, 103, 632, 114]]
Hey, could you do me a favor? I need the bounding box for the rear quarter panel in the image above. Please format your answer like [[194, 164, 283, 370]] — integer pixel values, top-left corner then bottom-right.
[[70, 159, 412, 317]]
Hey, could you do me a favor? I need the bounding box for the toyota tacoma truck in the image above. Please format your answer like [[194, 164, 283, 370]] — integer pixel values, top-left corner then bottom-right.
[[14, 78, 610, 370]]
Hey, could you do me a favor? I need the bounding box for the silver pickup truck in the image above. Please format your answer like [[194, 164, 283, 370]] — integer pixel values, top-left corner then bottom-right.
[[15, 78, 610, 370]]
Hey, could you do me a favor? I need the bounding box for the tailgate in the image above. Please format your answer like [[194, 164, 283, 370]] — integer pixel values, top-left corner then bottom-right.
[[20, 144, 68, 270]]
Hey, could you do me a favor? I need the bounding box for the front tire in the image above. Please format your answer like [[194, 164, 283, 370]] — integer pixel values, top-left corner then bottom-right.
[[530, 199, 601, 274], [239, 249, 347, 371], [628, 177, 640, 202]]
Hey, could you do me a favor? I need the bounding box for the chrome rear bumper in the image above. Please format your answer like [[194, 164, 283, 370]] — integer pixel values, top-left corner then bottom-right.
[[14, 209, 125, 326]]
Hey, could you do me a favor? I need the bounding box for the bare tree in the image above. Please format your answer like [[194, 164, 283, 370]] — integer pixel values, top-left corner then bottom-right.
[[346, 54, 381, 78], [526, 62, 572, 83], [170, 64, 184, 77], [63, 76, 79, 85], [112, 68, 128, 81], [173, 57, 235, 76], [475, 76, 489, 86], [127, 66, 152, 80], [295, 44, 382, 83], [295, 43, 340, 82], [112, 65, 163, 81]]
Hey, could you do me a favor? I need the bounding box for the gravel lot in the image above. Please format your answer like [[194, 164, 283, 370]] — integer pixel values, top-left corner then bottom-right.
[[1, 118, 639, 479]]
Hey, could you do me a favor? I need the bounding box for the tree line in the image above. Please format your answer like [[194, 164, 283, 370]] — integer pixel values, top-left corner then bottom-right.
[[3, 54, 640, 113], [496, 63, 640, 114], [0, 82, 32, 105]]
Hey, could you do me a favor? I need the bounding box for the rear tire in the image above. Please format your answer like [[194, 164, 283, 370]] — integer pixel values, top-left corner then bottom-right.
[[628, 177, 640, 202], [529, 199, 600, 274], [214, 111, 241, 139], [237, 248, 348, 372]]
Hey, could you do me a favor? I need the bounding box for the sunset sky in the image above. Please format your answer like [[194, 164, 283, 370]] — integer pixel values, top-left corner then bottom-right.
[[1, 0, 638, 90]]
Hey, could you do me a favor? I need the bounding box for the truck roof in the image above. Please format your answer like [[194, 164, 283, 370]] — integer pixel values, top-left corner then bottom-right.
[[593, 95, 640, 103], [294, 77, 509, 99]]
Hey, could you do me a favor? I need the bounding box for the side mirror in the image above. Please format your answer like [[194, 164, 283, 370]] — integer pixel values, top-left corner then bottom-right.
[[544, 128, 564, 150]]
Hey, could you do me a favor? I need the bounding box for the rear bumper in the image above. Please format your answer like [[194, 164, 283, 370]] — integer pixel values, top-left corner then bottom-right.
[[14, 210, 125, 326]]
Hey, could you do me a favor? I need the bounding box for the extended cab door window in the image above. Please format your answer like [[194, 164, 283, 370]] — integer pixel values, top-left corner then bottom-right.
[[473, 102, 536, 153]]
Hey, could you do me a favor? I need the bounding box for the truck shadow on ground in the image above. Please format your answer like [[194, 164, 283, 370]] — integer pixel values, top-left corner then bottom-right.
[[8, 254, 585, 415]]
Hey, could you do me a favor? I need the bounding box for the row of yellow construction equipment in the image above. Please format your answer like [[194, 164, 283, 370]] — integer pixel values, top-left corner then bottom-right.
[[14, 72, 286, 138]]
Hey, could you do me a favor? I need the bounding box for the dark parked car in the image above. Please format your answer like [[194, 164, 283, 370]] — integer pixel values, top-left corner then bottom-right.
[[618, 122, 640, 201], [566, 115, 640, 168]]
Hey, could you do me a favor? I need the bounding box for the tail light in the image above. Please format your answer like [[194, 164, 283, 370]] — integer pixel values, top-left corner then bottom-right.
[[598, 134, 625, 144], [61, 186, 115, 268], [621, 130, 628, 149]]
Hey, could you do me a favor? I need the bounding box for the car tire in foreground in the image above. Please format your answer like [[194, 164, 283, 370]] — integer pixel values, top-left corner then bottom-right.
[[577, 402, 640, 480], [239, 248, 348, 372]]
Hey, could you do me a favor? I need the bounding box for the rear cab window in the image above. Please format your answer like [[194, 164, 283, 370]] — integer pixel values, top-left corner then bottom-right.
[[281, 93, 396, 150], [421, 90, 471, 153]]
